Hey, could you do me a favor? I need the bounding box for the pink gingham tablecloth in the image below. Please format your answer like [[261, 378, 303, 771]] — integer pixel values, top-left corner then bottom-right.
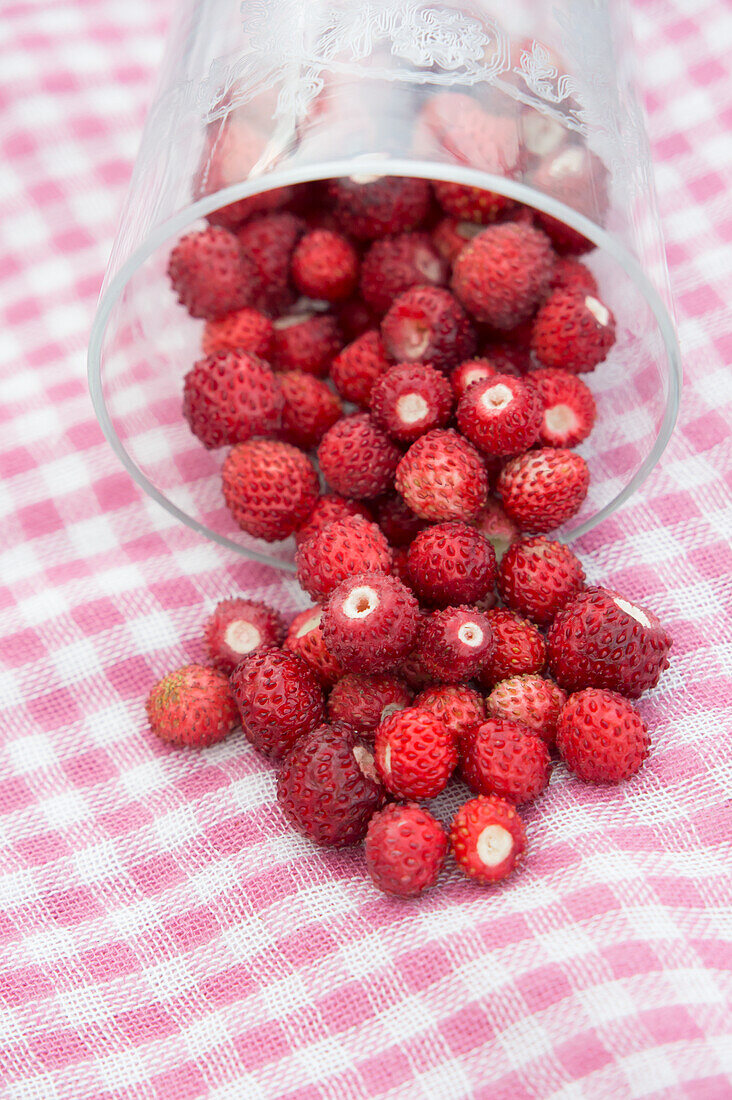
[[1, 1, 731, 1097]]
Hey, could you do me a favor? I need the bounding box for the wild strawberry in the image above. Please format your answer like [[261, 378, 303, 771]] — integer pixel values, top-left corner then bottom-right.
[[549, 257, 598, 296], [327, 673, 413, 740], [497, 448, 590, 533], [531, 146, 607, 254], [296, 515, 391, 602], [414, 684, 486, 740], [396, 429, 488, 522], [277, 725, 383, 846], [498, 536, 585, 626], [373, 493, 426, 547], [284, 606, 343, 688], [433, 181, 515, 223], [146, 665, 237, 748], [407, 522, 497, 607], [167, 226, 256, 320], [530, 368, 596, 448], [294, 494, 372, 548], [415, 606, 494, 684], [329, 330, 391, 406], [370, 363, 453, 442], [328, 176, 431, 240], [271, 312, 342, 376], [195, 117, 294, 228], [335, 297, 377, 341], [359, 233, 447, 314], [556, 689, 650, 782], [473, 499, 519, 562], [450, 358, 497, 400], [451, 223, 554, 329], [222, 440, 319, 541], [236, 211, 304, 314], [450, 795, 527, 885], [432, 217, 484, 263], [182, 350, 283, 449], [322, 572, 421, 674], [535, 213, 593, 257], [230, 647, 324, 760], [480, 342, 532, 375], [290, 229, 359, 302], [381, 287, 476, 373], [456, 373, 543, 457], [202, 307, 274, 359], [318, 414, 401, 500], [462, 717, 550, 804], [417, 93, 521, 175], [278, 371, 342, 450], [531, 290, 616, 373], [204, 598, 285, 675], [475, 609, 546, 689], [374, 706, 457, 799], [546, 587, 672, 698], [366, 803, 448, 897], [486, 675, 567, 747]]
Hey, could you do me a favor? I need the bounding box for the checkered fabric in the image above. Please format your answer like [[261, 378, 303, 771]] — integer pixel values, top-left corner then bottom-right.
[[1, 0, 731, 1097]]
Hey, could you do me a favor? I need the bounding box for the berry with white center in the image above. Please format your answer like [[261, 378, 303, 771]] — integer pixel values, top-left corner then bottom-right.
[[328, 176, 431, 240], [549, 257, 598, 296], [374, 493, 426, 547], [450, 795, 527, 885], [497, 447, 590, 533], [295, 515, 392, 602], [366, 802, 448, 897], [290, 229, 359, 302], [167, 226, 257, 320], [204, 598, 286, 675], [236, 211, 304, 315], [230, 647, 325, 760], [322, 571, 421, 674], [451, 223, 554, 329], [146, 665, 238, 748], [414, 684, 487, 740], [277, 725, 383, 846], [475, 609, 546, 689], [415, 606, 494, 684], [370, 363, 453, 442], [396, 429, 488, 522], [473, 499, 520, 562], [487, 675, 567, 747], [456, 373, 543, 457], [531, 289, 616, 373], [278, 371, 342, 450], [318, 414, 401, 500], [222, 440, 319, 542], [183, 350, 283, 450], [498, 536, 585, 627], [284, 606, 343, 688], [202, 307, 275, 359], [530, 368, 596, 448], [294, 494, 372, 548], [546, 587, 672, 698], [327, 673, 413, 741], [271, 313, 342, 376], [432, 217, 484, 263], [450, 358, 497, 400], [557, 689, 650, 782], [381, 286, 477, 373], [329, 329, 391, 406], [374, 706, 458, 800], [433, 181, 516, 224], [461, 717, 551, 804], [407, 521, 497, 607], [360, 233, 448, 315]]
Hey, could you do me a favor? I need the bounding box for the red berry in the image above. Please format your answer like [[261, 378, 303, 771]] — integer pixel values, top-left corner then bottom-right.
[[182, 350, 283, 449], [318, 414, 401, 500], [531, 290, 616, 373], [549, 257, 598, 296], [291, 229, 359, 302], [146, 665, 237, 748], [271, 312, 342, 376], [284, 606, 343, 688], [366, 803, 448, 897], [398, 634, 435, 692], [535, 212, 593, 256], [222, 440, 319, 541], [529, 368, 596, 448], [390, 546, 413, 590], [329, 330, 391, 406], [414, 684, 486, 740], [415, 606, 494, 683], [294, 494, 372, 548], [473, 499, 520, 562], [497, 448, 590, 533], [278, 371, 342, 449], [451, 223, 554, 329], [328, 176, 431, 240], [204, 598, 285, 674], [433, 181, 515, 223], [327, 673, 413, 741], [417, 94, 521, 174], [167, 226, 256, 320], [480, 342, 532, 375], [381, 286, 477, 373], [498, 536, 585, 626], [396, 430, 488, 522], [407, 522, 497, 607], [195, 118, 293, 227], [557, 689, 650, 782], [373, 493, 426, 547], [547, 587, 672, 698], [531, 146, 607, 255], [475, 609, 546, 689], [296, 515, 391, 602], [236, 212, 304, 314], [230, 647, 325, 760], [462, 717, 550, 804], [277, 725, 383, 846], [432, 217, 484, 263], [202, 307, 274, 359], [322, 572, 421, 674], [374, 706, 458, 799], [450, 358, 497, 400], [450, 795, 527, 885], [486, 675, 567, 747], [370, 363, 453, 442], [456, 373, 543, 456], [360, 233, 447, 315]]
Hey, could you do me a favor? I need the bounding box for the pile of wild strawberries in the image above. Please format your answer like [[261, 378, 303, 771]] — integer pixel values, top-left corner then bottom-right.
[[145, 174, 672, 897]]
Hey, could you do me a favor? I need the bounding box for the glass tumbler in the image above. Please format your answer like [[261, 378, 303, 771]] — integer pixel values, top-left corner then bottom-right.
[[88, 0, 681, 572]]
